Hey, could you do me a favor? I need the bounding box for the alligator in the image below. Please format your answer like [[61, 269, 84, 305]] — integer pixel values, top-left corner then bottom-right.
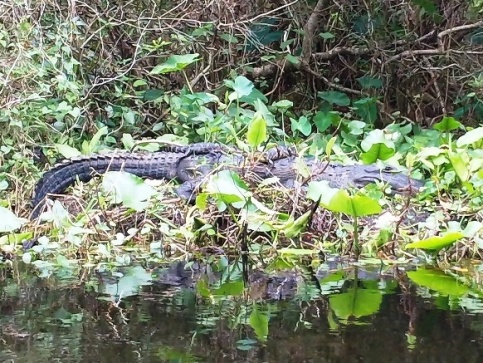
[[31, 142, 424, 218]]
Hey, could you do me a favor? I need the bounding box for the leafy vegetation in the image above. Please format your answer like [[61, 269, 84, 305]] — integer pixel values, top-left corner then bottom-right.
[[0, 0, 482, 270]]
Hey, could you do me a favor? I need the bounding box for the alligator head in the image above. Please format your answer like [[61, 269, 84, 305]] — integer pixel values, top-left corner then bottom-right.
[[349, 164, 424, 194]]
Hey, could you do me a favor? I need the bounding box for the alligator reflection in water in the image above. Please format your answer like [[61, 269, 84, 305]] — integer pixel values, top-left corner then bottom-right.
[[1, 262, 483, 362]]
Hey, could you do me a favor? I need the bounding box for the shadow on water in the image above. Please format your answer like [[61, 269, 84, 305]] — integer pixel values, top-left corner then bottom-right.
[[1, 259, 483, 362]]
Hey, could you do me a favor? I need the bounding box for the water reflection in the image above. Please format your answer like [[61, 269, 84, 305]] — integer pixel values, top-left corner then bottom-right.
[[1, 262, 483, 362]]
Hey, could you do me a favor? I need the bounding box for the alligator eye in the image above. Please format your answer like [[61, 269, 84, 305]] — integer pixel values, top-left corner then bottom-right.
[[383, 166, 395, 172]]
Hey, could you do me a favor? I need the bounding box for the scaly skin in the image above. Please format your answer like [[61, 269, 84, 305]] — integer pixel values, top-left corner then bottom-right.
[[31, 144, 424, 218]]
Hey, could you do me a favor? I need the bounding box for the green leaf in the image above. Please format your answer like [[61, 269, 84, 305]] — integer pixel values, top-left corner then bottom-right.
[[290, 116, 312, 136], [99, 266, 153, 299], [0, 207, 27, 232], [353, 97, 378, 124], [249, 306, 269, 342], [456, 127, 483, 147], [205, 170, 250, 204], [360, 129, 395, 152], [225, 76, 254, 101], [406, 232, 464, 251], [143, 89, 164, 101], [317, 91, 350, 106], [407, 268, 468, 296], [247, 112, 267, 147], [329, 288, 383, 320], [448, 152, 469, 182], [0, 231, 33, 245], [323, 190, 382, 217], [433, 116, 461, 132], [285, 54, 299, 65], [360, 143, 395, 163], [212, 281, 244, 296], [55, 144, 82, 158], [88, 126, 108, 153], [313, 111, 333, 132], [151, 54, 200, 74], [102, 172, 156, 211], [318, 32, 335, 39], [307, 180, 339, 206]]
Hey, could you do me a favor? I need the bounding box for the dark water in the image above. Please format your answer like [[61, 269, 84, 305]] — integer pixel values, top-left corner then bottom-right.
[[1, 261, 483, 362]]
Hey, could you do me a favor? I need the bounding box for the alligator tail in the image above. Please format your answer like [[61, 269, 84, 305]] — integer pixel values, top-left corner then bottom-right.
[[31, 152, 179, 219]]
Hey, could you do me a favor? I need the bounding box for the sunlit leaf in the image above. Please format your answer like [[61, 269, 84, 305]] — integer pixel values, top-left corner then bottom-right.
[[249, 306, 269, 342], [448, 152, 469, 182], [433, 116, 461, 132], [0, 207, 26, 232], [321, 190, 382, 217], [247, 112, 267, 147], [456, 127, 483, 147], [226, 76, 254, 101], [205, 170, 250, 204], [102, 171, 155, 211], [407, 268, 469, 296], [151, 53, 200, 74], [329, 288, 383, 320], [55, 143, 81, 158], [212, 281, 244, 296], [406, 232, 464, 251]]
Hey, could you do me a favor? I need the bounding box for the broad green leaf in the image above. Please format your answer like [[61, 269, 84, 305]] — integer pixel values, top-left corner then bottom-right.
[[205, 170, 250, 204], [313, 111, 333, 132], [456, 127, 483, 147], [102, 171, 155, 211], [322, 190, 382, 217], [249, 306, 269, 342], [143, 89, 164, 101], [212, 281, 244, 296], [283, 210, 313, 238], [272, 100, 293, 110], [448, 152, 469, 182], [433, 116, 461, 132], [307, 180, 339, 206], [151, 53, 200, 74], [55, 143, 81, 158], [99, 266, 153, 299], [360, 143, 395, 163], [318, 91, 350, 106], [246, 112, 267, 147], [360, 129, 395, 152], [407, 268, 468, 296], [226, 76, 254, 101], [0, 207, 26, 232], [290, 116, 312, 136], [240, 87, 268, 104], [405, 232, 464, 251], [329, 288, 383, 320], [353, 97, 378, 124]]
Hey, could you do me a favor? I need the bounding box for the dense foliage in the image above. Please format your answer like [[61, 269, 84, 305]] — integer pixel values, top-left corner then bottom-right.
[[0, 0, 482, 263]]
